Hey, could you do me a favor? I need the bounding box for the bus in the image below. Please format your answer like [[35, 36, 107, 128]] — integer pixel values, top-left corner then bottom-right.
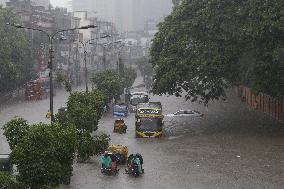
[[135, 102, 163, 138], [129, 92, 149, 112]]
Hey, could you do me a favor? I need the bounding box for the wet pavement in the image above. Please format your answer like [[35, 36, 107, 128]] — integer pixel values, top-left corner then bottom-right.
[[1, 76, 284, 189]]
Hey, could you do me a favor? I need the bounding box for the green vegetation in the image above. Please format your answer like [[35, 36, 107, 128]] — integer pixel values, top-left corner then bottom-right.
[[77, 133, 110, 162], [3, 122, 77, 188], [150, 0, 284, 104], [3, 117, 29, 150], [55, 72, 72, 92], [120, 67, 137, 89], [0, 7, 34, 94], [3, 113, 110, 188], [65, 90, 109, 162], [66, 90, 107, 132], [92, 70, 124, 102], [92, 68, 137, 103], [0, 171, 26, 189]]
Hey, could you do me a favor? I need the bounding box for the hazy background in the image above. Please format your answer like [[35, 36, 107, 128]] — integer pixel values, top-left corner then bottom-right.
[[50, 0, 68, 7]]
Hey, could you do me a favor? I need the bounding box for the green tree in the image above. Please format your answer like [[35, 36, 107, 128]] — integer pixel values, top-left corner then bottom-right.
[[121, 67, 137, 89], [0, 7, 35, 94], [3, 117, 30, 150], [55, 72, 72, 93], [10, 123, 77, 188], [92, 134, 110, 156], [77, 133, 110, 162], [66, 90, 107, 132], [150, 0, 284, 104], [0, 171, 26, 189], [92, 70, 125, 102], [172, 0, 182, 8], [64, 90, 110, 162]]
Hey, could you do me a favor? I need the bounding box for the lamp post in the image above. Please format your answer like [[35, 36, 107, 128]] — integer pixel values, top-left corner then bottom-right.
[[116, 43, 125, 74], [6, 23, 97, 122], [74, 35, 110, 92], [94, 40, 122, 71]]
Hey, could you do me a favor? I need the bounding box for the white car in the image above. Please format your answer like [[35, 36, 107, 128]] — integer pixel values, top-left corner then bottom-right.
[[166, 110, 204, 117]]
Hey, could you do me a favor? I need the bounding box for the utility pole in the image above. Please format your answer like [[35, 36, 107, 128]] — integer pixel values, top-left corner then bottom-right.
[[7, 23, 97, 122], [103, 46, 106, 70], [129, 46, 132, 68]]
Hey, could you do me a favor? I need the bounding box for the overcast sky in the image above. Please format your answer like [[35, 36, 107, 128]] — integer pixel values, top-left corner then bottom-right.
[[50, 0, 68, 7]]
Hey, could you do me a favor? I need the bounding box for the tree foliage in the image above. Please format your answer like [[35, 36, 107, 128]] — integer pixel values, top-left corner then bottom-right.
[[0, 171, 26, 189], [92, 134, 111, 156], [121, 67, 138, 88], [10, 123, 77, 189], [0, 7, 35, 94], [2, 117, 30, 150], [66, 90, 107, 132], [55, 72, 72, 93], [172, 0, 182, 9], [150, 0, 284, 104], [92, 69, 137, 103], [92, 70, 125, 102], [77, 133, 110, 162]]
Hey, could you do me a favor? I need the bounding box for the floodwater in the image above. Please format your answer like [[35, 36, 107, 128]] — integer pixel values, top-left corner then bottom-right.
[[1, 77, 284, 189]]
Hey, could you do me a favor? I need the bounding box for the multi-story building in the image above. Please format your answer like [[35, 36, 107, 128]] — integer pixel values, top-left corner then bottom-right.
[[4, 0, 50, 9], [71, 0, 172, 32], [6, 0, 76, 81]]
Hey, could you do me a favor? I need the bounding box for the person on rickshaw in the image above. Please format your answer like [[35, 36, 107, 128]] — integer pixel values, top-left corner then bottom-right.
[[126, 153, 144, 174], [100, 152, 111, 169], [101, 151, 119, 175]]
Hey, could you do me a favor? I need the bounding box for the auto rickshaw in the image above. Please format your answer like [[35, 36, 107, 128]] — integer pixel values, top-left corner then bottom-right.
[[100, 151, 119, 176], [108, 144, 128, 165], [113, 119, 127, 134]]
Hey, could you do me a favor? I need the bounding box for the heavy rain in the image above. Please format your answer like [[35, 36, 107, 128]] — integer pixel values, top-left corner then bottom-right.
[[0, 0, 283, 189]]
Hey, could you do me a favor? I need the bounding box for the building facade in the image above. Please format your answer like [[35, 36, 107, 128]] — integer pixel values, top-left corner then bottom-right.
[[71, 0, 172, 32]]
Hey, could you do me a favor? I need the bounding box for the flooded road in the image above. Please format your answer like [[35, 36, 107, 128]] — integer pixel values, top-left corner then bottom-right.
[[1, 77, 284, 189]]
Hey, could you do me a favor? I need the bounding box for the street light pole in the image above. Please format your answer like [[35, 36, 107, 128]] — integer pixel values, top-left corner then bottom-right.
[[75, 35, 110, 92], [117, 44, 125, 74], [7, 23, 97, 123]]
